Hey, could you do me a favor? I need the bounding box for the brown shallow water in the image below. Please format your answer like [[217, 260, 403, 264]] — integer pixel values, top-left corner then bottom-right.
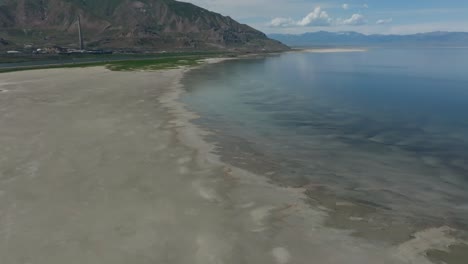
[[0, 66, 466, 263]]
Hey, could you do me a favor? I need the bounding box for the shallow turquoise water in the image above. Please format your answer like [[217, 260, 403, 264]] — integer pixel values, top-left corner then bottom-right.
[[182, 48, 468, 227]]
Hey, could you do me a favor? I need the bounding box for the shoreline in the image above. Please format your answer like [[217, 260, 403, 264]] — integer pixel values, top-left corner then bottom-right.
[[0, 63, 466, 263], [0, 51, 284, 74], [158, 60, 468, 263]]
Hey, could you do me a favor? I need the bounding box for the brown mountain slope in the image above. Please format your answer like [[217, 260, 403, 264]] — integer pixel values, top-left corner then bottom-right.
[[0, 0, 288, 51]]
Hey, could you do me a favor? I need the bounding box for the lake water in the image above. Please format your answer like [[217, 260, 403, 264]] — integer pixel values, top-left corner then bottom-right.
[[181, 48, 468, 232]]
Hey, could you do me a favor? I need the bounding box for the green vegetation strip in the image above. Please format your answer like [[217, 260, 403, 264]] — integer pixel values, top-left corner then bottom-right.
[[0, 53, 229, 74], [106, 57, 201, 71]]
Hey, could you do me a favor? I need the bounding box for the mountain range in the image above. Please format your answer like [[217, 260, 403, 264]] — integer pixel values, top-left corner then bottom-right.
[[0, 0, 288, 51], [269, 31, 468, 47]]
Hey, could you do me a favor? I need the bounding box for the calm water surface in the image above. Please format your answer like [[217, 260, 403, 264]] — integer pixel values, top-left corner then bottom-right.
[[182, 48, 468, 228]]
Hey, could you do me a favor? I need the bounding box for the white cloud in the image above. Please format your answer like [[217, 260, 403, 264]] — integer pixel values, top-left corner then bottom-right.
[[268, 7, 370, 28], [363, 4, 369, 9], [269, 7, 332, 27], [376, 18, 393, 25], [297, 7, 332, 26], [342, 4, 349, 10], [341, 14, 367, 26], [269, 17, 295, 27]]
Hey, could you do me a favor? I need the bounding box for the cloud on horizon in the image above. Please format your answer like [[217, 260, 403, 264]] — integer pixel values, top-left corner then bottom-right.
[[269, 7, 368, 28], [269, 7, 332, 27], [376, 18, 393, 25], [341, 14, 367, 25]]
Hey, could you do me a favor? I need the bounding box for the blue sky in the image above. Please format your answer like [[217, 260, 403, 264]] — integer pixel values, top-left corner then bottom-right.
[[183, 0, 468, 34]]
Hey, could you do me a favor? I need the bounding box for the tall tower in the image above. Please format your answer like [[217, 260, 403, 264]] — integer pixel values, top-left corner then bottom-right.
[[77, 15, 84, 50]]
